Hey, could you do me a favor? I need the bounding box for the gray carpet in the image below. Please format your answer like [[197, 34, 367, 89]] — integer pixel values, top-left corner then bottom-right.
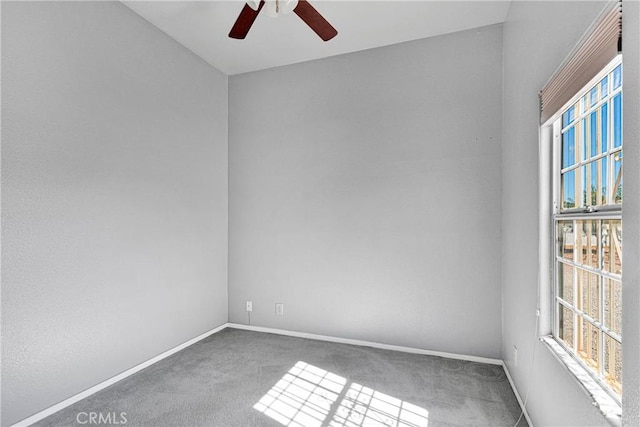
[[35, 328, 527, 427]]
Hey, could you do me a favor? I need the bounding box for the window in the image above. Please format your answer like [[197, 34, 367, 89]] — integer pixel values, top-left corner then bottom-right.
[[553, 58, 622, 400]]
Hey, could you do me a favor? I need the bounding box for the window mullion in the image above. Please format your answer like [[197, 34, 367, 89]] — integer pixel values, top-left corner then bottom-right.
[[607, 96, 614, 205]]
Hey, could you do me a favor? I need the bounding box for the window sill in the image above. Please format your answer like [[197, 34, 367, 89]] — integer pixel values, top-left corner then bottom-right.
[[540, 335, 621, 427]]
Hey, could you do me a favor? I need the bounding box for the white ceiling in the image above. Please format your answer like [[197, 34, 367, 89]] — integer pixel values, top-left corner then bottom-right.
[[122, 1, 512, 75]]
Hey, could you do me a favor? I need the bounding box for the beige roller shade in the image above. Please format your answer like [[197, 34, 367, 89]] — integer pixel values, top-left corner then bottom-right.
[[540, 0, 622, 124]]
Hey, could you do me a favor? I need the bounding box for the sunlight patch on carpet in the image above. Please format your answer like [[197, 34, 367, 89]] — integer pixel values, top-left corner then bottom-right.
[[254, 361, 429, 427]]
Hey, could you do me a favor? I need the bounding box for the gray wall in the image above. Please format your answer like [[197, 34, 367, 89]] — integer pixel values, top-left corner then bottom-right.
[[621, 1, 640, 425], [7, 2, 638, 426], [502, 1, 640, 425], [229, 25, 503, 358], [1, 2, 228, 425]]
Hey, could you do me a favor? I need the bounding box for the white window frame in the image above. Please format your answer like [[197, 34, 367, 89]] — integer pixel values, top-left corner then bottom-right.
[[541, 54, 623, 412]]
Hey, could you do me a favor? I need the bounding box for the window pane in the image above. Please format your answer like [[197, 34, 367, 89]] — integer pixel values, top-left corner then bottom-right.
[[576, 220, 599, 268], [577, 316, 599, 371], [576, 122, 584, 162], [611, 219, 622, 274], [563, 126, 576, 168], [577, 268, 600, 321], [599, 157, 608, 205], [601, 75, 609, 98], [613, 64, 622, 89], [563, 105, 576, 128], [602, 220, 622, 275], [589, 111, 598, 158], [581, 159, 608, 207], [581, 164, 590, 207], [604, 334, 622, 395], [582, 119, 588, 162], [604, 278, 622, 336], [558, 221, 574, 261], [589, 86, 598, 107], [582, 113, 599, 161], [558, 262, 574, 304], [582, 161, 602, 207], [562, 169, 578, 209], [559, 305, 574, 349], [613, 152, 622, 204], [613, 93, 622, 148], [601, 102, 608, 153]]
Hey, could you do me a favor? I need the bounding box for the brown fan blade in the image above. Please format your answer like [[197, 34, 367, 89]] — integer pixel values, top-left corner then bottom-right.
[[294, 0, 337, 41], [229, 1, 264, 39]]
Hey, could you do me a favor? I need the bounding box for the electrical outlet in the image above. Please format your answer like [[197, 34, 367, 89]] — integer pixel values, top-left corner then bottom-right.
[[275, 303, 284, 315], [513, 345, 518, 367], [246, 301, 253, 312]]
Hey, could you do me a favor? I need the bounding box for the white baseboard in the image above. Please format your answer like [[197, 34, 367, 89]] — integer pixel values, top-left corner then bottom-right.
[[11, 323, 230, 427], [502, 362, 534, 427], [227, 323, 503, 365], [13, 322, 528, 427]]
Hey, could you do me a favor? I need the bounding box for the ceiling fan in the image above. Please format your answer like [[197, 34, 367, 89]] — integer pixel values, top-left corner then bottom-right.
[[229, 0, 338, 42]]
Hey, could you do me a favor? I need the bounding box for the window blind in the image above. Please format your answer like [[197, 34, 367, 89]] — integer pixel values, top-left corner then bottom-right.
[[540, 0, 622, 124]]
